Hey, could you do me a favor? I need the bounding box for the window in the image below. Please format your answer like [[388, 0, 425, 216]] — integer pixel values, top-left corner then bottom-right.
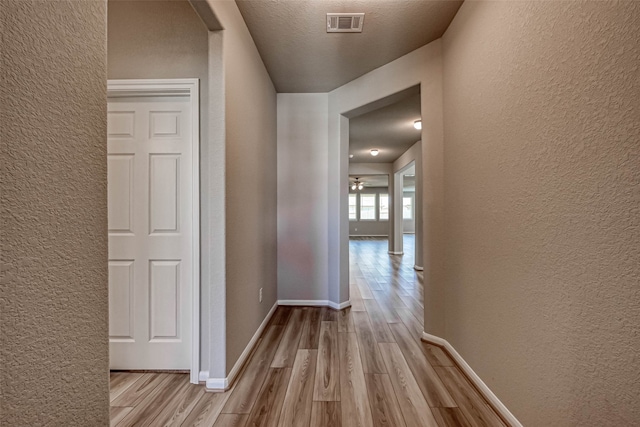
[[360, 194, 376, 220], [379, 194, 389, 220], [349, 194, 357, 220], [403, 196, 413, 219]]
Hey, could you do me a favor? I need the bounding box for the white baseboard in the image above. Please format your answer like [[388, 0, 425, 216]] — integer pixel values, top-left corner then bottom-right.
[[205, 301, 278, 392], [198, 370, 209, 383], [413, 265, 424, 271], [421, 332, 522, 427], [388, 251, 404, 255], [278, 299, 351, 310]]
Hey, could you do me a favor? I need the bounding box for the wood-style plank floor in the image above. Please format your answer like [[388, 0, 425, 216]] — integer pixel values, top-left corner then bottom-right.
[[110, 236, 507, 427]]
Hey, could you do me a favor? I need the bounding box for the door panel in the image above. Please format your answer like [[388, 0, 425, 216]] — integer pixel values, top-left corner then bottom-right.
[[108, 95, 192, 370]]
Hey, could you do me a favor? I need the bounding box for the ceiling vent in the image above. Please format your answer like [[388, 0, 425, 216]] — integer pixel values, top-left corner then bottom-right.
[[327, 13, 365, 33]]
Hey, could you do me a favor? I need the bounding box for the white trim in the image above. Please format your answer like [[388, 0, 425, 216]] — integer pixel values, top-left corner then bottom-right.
[[278, 300, 351, 310], [413, 265, 424, 271], [205, 301, 278, 392], [388, 251, 404, 255], [107, 78, 201, 384], [198, 370, 209, 383], [421, 332, 522, 427]]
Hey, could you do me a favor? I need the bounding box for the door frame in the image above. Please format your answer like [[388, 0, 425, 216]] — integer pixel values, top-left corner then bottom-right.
[[107, 79, 200, 384]]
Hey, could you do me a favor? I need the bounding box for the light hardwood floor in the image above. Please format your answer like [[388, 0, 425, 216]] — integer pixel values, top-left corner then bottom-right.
[[110, 236, 507, 427]]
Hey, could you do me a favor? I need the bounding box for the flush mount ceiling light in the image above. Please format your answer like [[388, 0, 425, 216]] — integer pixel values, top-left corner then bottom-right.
[[349, 154, 354, 158], [370, 149, 379, 156], [414, 120, 422, 130], [351, 178, 364, 191]]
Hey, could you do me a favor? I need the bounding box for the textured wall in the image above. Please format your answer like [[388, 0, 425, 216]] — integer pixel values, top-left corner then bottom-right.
[[277, 94, 329, 302], [205, 0, 278, 375], [1, 1, 109, 425], [442, 1, 640, 425]]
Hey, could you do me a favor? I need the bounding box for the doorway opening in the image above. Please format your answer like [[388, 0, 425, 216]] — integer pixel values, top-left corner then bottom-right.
[[345, 84, 424, 315]]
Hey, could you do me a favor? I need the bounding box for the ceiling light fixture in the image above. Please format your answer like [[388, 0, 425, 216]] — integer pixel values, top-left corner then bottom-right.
[[349, 154, 354, 158], [414, 120, 422, 130], [370, 149, 379, 156], [351, 178, 364, 191]]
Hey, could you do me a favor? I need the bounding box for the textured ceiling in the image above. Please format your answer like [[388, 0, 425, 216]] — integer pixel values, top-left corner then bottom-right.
[[235, 0, 463, 92], [349, 91, 421, 163]]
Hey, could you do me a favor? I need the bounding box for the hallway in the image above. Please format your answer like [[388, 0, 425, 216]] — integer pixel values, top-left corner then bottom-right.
[[109, 236, 506, 426]]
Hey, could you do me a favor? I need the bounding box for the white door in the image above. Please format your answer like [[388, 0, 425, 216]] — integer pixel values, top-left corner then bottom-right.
[[108, 94, 193, 370]]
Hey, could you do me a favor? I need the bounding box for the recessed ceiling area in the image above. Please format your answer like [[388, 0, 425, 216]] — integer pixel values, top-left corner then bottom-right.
[[349, 88, 421, 164], [235, 0, 463, 93]]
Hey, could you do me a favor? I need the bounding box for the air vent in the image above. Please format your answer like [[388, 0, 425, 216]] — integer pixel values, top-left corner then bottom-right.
[[327, 13, 365, 33]]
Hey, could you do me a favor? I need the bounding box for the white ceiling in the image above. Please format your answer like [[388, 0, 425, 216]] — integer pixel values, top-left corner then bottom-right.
[[235, 0, 463, 93]]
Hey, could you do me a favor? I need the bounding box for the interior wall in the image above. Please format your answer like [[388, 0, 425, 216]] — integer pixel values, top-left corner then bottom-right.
[[442, 1, 640, 425], [206, 0, 278, 375], [1, 1, 109, 424], [277, 94, 329, 301]]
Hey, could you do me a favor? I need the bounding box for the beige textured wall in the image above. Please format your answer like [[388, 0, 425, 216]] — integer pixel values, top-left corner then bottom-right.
[[206, 0, 278, 374], [1, 1, 109, 425], [442, 1, 640, 425]]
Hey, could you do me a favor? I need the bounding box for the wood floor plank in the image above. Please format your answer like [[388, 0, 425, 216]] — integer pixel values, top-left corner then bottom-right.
[[310, 402, 341, 427], [110, 407, 133, 427], [214, 414, 249, 427], [395, 306, 424, 341], [147, 381, 205, 426], [111, 373, 171, 407], [363, 299, 396, 342], [271, 309, 306, 368], [224, 325, 286, 414], [110, 372, 144, 403], [368, 292, 402, 323], [299, 307, 323, 349], [278, 349, 318, 427], [398, 294, 424, 321], [322, 308, 338, 322], [420, 342, 454, 367], [337, 307, 355, 333], [357, 278, 374, 300], [378, 343, 439, 427], [313, 321, 340, 401], [350, 283, 366, 312], [117, 374, 186, 427], [432, 407, 473, 427], [389, 322, 456, 408], [352, 312, 387, 374], [181, 392, 231, 427], [338, 332, 374, 427], [269, 306, 292, 326], [434, 367, 506, 427], [246, 368, 291, 427], [365, 374, 407, 427]]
